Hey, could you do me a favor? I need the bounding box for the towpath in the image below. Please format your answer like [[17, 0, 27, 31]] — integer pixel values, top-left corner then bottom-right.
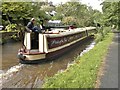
[[99, 32, 119, 89]]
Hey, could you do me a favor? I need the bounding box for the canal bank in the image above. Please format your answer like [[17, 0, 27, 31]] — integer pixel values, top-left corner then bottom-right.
[[43, 33, 114, 88], [0, 31, 20, 45]]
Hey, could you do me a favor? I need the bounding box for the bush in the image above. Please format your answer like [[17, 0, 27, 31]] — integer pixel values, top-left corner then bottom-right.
[[0, 38, 6, 44], [5, 24, 17, 32], [95, 33, 103, 43], [62, 16, 78, 26], [103, 27, 112, 35], [95, 27, 111, 43], [11, 34, 18, 41]]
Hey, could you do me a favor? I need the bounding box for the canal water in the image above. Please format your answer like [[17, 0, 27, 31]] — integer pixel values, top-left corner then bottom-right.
[[0, 37, 95, 88]]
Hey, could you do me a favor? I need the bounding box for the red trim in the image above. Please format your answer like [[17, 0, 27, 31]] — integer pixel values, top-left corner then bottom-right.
[[19, 50, 46, 55], [24, 52, 45, 55]]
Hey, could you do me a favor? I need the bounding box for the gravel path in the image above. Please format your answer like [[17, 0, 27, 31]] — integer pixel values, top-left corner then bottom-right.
[[99, 33, 119, 88]]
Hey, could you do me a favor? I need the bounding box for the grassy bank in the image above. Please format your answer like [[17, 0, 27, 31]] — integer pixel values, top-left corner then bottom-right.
[[42, 33, 114, 88]]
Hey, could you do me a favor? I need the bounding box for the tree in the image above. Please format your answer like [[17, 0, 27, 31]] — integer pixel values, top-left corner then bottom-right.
[[101, 1, 119, 29], [1, 2, 49, 31], [62, 16, 78, 25]]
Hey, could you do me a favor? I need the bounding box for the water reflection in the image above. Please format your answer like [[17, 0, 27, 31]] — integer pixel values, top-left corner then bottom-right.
[[1, 42, 22, 70]]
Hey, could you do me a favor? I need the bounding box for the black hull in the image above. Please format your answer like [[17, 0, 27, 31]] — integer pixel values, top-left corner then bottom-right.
[[20, 59, 47, 64]]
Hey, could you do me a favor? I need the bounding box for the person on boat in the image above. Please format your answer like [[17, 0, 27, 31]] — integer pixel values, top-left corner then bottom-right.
[[27, 18, 42, 33], [39, 20, 46, 32], [40, 19, 50, 32], [18, 45, 27, 53]]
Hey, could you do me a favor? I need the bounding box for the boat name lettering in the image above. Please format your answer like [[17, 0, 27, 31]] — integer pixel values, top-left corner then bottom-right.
[[48, 32, 85, 49]]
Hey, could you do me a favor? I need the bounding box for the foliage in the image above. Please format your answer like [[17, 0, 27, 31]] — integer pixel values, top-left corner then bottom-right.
[[95, 33, 103, 44], [101, 1, 119, 30], [43, 33, 114, 88], [2, 2, 32, 20], [5, 24, 17, 32], [11, 34, 19, 41], [41, 5, 55, 12], [62, 16, 78, 25], [1, 2, 49, 30], [0, 38, 7, 45], [95, 27, 112, 43], [53, 2, 100, 27], [103, 27, 112, 35], [1, 1, 104, 30], [2, 1, 119, 31]]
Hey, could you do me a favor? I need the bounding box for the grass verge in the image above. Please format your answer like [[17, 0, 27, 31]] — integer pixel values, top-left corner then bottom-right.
[[42, 33, 114, 88]]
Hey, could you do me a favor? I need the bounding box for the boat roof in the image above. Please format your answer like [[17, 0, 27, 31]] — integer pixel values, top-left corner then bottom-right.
[[48, 20, 61, 24], [44, 27, 96, 38]]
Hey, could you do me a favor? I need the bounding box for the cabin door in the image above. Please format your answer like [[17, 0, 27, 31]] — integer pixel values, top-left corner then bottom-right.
[[31, 32, 39, 49]]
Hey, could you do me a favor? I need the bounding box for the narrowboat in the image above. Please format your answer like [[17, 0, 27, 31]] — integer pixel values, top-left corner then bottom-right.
[[17, 27, 96, 64]]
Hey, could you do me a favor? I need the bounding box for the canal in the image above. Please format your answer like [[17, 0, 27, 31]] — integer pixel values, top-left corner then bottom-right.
[[0, 37, 95, 88]]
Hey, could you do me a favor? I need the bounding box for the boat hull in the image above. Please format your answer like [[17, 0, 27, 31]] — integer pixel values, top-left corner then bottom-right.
[[19, 35, 94, 64]]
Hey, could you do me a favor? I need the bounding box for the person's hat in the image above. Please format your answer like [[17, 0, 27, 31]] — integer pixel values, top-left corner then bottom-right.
[[31, 18, 35, 21]]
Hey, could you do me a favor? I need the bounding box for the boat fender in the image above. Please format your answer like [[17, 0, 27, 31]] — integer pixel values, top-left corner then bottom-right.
[[17, 53, 26, 60]]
